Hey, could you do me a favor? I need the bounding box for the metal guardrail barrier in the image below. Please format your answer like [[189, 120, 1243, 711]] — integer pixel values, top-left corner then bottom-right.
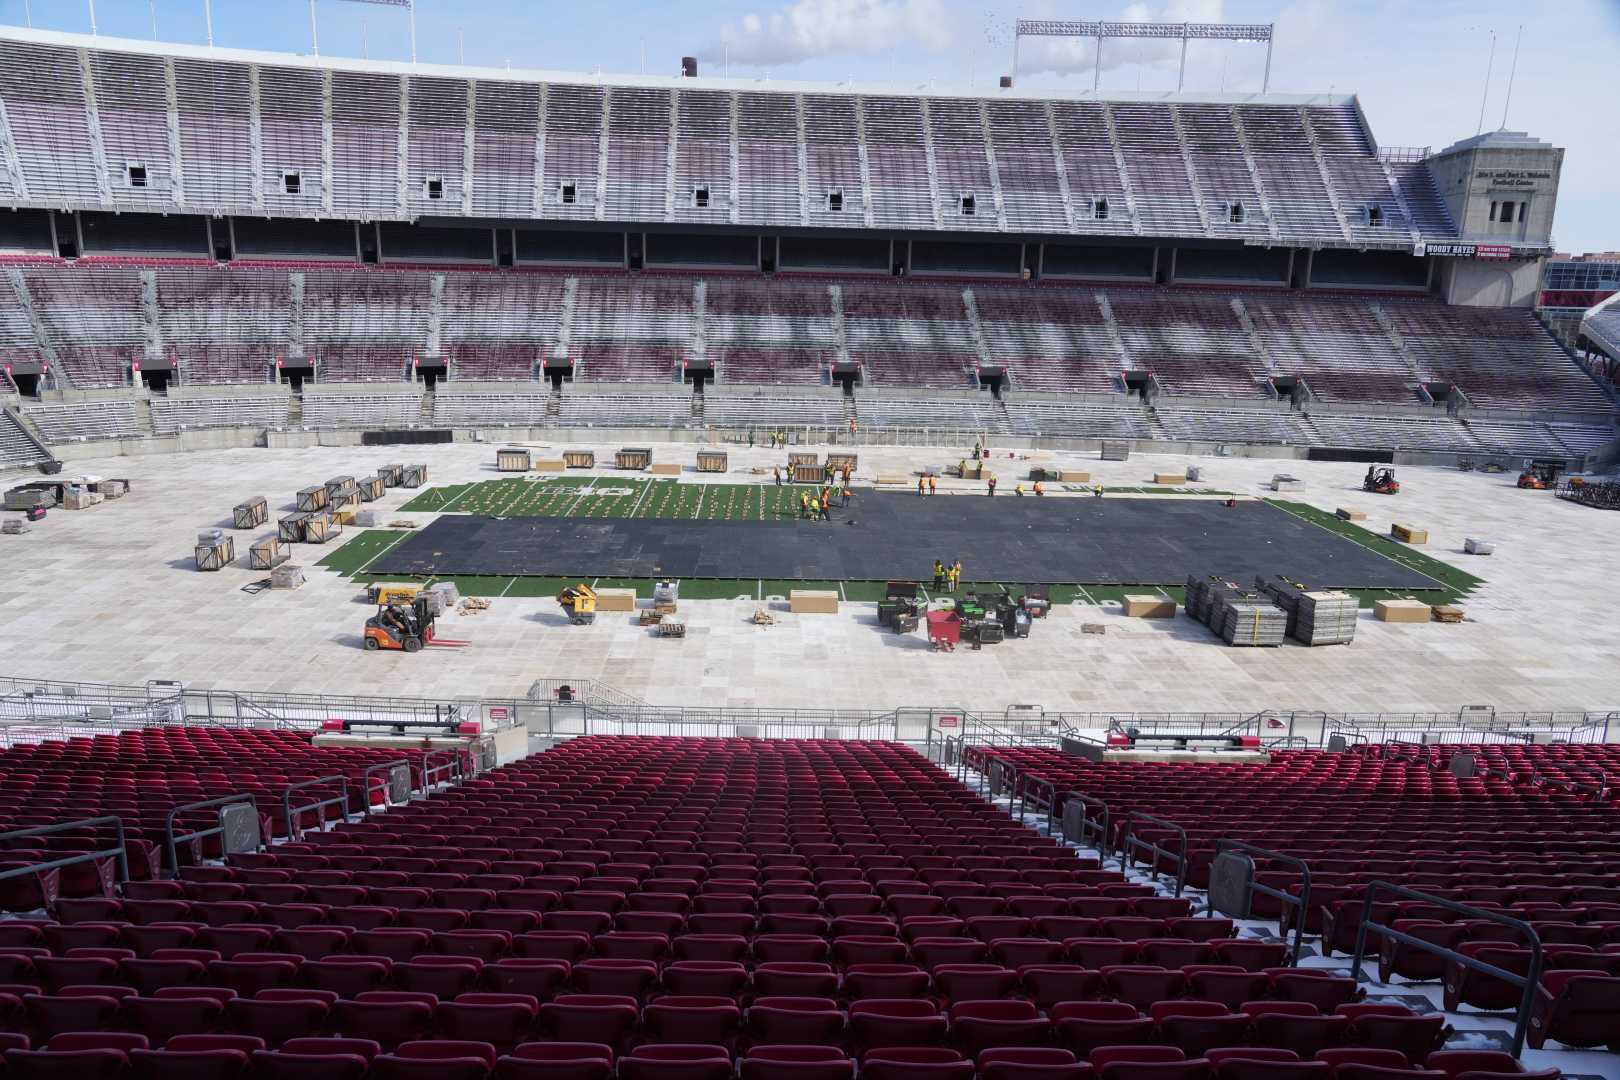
[[1121, 811, 1188, 897], [1212, 840, 1312, 965], [360, 759, 414, 814], [281, 775, 351, 842], [1018, 775, 1061, 836], [422, 748, 464, 789], [0, 816, 130, 886], [1350, 882, 1542, 1056], [164, 794, 259, 874], [1063, 792, 1112, 860]]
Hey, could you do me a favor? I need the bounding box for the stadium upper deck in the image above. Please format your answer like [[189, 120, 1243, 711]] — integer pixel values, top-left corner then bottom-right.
[[0, 28, 1452, 252]]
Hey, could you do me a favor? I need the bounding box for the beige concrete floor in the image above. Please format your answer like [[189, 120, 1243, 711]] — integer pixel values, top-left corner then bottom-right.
[[3, 439, 1616, 718]]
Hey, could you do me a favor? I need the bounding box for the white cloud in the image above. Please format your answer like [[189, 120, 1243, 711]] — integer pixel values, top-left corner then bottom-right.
[[711, 0, 952, 67]]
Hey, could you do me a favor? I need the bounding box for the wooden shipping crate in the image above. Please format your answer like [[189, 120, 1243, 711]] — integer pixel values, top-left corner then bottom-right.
[[496, 448, 531, 472], [826, 453, 858, 471], [194, 536, 235, 571], [595, 588, 638, 612], [1391, 523, 1428, 544], [1123, 594, 1176, 618], [400, 465, 428, 488], [788, 452, 818, 467], [304, 513, 342, 544], [790, 589, 840, 614], [234, 496, 269, 529], [696, 451, 728, 473], [1375, 599, 1431, 623], [1153, 472, 1187, 485], [357, 475, 385, 501], [278, 512, 310, 543], [1335, 507, 1367, 521], [296, 486, 328, 512], [249, 534, 288, 570], [563, 451, 596, 469]]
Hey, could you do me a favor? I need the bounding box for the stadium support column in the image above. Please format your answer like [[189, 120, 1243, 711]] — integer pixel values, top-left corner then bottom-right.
[[1177, 29, 1188, 92], [1262, 36, 1273, 93]]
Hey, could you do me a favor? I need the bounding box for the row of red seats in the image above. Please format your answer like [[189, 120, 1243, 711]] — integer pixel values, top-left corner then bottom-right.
[[0, 1036, 1554, 1080]]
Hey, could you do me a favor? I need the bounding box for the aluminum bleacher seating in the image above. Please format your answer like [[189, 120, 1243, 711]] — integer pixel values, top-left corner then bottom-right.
[[702, 393, 846, 430], [1003, 401, 1151, 440], [1152, 408, 1307, 446], [842, 283, 976, 389], [570, 277, 693, 382], [604, 88, 671, 221], [974, 289, 1123, 395], [440, 273, 564, 382], [1299, 413, 1483, 454], [1242, 297, 1418, 406], [432, 390, 553, 427], [0, 409, 52, 467], [737, 92, 801, 224], [157, 269, 289, 384], [555, 393, 691, 428], [299, 393, 421, 429], [863, 98, 936, 230], [988, 102, 1069, 233], [23, 270, 146, 388], [705, 280, 838, 386], [23, 400, 140, 442], [1382, 304, 1614, 413], [150, 395, 291, 434], [1108, 292, 1266, 399], [302, 273, 431, 383], [858, 397, 1001, 434]]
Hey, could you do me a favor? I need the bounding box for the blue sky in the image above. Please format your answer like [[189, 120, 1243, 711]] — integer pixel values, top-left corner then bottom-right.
[[4, 0, 1618, 253]]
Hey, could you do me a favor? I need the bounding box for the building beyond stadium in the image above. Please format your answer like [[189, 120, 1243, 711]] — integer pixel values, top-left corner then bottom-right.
[[0, 27, 1614, 473]]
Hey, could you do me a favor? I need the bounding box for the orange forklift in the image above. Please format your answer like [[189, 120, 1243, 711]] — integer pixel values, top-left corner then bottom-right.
[[363, 594, 469, 652]]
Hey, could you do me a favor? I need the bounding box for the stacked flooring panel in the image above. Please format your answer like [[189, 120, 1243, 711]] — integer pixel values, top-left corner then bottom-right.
[[1186, 574, 1287, 647], [1256, 575, 1359, 645]]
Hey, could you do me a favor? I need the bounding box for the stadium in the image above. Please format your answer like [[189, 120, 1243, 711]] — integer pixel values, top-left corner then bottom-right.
[[0, 9, 1618, 1080]]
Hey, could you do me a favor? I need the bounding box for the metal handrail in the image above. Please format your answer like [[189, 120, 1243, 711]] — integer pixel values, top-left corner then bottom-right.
[[1121, 811, 1188, 896], [1350, 881, 1542, 1056], [360, 758, 414, 814], [164, 794, 259, 874], [1212, 840, 1312, 965], [1020, 776, 1060, 836], [0, 816, 130, 885], [422, 748, 463, 789], [281, 775, 351, 841]]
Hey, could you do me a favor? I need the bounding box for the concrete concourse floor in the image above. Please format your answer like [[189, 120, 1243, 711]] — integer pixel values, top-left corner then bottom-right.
[[3, 438, 1617, 717]]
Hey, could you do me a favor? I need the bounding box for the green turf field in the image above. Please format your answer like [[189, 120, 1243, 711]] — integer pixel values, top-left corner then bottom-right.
[[319, 480, 1475, 607]]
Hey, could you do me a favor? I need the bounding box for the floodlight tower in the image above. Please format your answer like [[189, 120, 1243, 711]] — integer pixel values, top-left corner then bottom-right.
[[1008, 19, 1274, 92], [279, 0, 416, 61]]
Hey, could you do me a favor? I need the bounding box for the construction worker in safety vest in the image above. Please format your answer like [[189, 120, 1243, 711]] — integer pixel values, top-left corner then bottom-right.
[[800, 491, 810, 518], [819, 497, 831, 521], [918, 476, 926, 496], [987, 474, 997, 496], [933, 559, 946, 590], [1015, 483, 1025, 496], [951, 559, 963, 591], [1033, 481, 1044, 496], [928, 475, 938, 496], [809, 495, 821, 520]]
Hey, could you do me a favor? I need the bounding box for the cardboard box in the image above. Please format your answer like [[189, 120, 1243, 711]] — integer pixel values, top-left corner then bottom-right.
[[1391, 524, 1428, 545], [1154, 472, 1187, 485], [790, 589, 839, 614], [1059, 470, 1091, 483], [876, 475, 911, 486], [1335, 507, 1367, 522], [1123, 594, 1176, 619], [1375, 599, 1431, 623], [532, 459, 566, 472], [649, 463, 681, 476], [595, 587, 637, 612]]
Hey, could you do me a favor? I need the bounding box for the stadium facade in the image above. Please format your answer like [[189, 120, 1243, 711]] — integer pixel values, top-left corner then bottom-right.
[[0, 27, 1614, 473]]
